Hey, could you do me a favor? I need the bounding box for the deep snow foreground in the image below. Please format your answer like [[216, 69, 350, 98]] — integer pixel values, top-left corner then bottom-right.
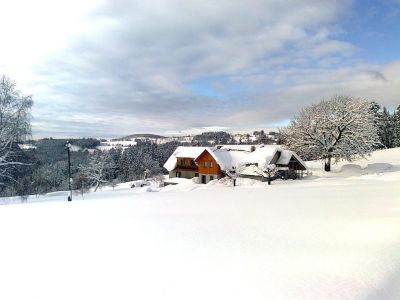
[[1, 150, 400, 300]]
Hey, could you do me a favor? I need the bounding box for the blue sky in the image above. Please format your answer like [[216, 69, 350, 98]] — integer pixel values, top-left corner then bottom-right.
[[342, 0, 400, 63], [0, 0, 399, 138]]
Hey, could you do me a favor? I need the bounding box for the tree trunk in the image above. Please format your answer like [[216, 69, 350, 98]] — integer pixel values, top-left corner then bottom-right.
[[94, 182, 100, 192], [324, 156, 331, 172]]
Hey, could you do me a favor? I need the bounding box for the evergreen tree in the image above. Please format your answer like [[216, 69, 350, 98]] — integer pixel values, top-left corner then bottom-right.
[[380, 107, 396, 148], [394, 105, 400, 147]]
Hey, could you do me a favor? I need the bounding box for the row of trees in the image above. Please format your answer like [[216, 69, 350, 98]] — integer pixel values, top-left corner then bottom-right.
[[371, 102, 400, 149], [0, 139, 181, 198], [191, 130, 281, 145]]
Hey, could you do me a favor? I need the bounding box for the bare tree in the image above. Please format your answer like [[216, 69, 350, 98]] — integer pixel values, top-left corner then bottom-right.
[[0, 76, 33, 184], [78, 151, 114, 192], [264, 164, 277, 185], [73, 172, 91, 198], [282, 96, 379, 171]]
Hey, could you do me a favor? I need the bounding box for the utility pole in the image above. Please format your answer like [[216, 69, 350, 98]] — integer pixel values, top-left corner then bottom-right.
[[66, 141, 72, 201]]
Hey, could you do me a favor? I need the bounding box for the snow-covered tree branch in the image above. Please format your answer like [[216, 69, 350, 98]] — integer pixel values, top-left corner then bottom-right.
[[281, 96, 379, 171], [0, 76, 33, 184], [78, 151, 115, 192]]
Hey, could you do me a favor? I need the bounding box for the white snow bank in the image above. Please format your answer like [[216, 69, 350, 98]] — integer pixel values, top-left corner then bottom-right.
[[0, 148, 400, 300], [340, 164, 363, 175], [340, 163, 394, 176], [162, 177, 199, 192], [306, 147, 400, 177], [364, 163, 393, 173]]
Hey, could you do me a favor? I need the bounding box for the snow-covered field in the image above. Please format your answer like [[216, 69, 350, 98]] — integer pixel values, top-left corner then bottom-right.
[[1, 149, 400, 300]]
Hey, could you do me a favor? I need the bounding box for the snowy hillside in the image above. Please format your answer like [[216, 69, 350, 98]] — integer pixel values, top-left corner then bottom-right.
[[97, 130, 280, 150], [0, 148, 400, 300], [98, 134, 195, 150]]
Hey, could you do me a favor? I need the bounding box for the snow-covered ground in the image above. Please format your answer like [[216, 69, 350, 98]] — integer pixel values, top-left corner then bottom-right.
[[1, 148, 400, 300]]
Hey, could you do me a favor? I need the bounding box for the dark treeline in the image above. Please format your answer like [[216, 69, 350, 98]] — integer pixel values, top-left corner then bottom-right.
[[371, 102, 400, 149], [192, 131, 236, 145], [0, 139, 183, 198], [1, 139, 97, 197], [191, 130, 281, 145]]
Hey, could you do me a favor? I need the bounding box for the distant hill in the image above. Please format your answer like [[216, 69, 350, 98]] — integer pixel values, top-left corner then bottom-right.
[[101, 130, 282, 150], [115, 133, 167, 141]]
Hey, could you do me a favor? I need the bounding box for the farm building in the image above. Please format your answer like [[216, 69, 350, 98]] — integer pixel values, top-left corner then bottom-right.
[[163, 145, 308, 184]]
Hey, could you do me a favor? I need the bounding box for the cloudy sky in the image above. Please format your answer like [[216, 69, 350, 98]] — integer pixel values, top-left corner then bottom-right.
[[1, 0, 399, 138]]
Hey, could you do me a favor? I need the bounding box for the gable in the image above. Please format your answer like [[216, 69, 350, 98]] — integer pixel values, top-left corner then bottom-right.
[[196, 150, 220, 174], [276, 150, 308, 170], [196, 150, 218, 165], [163, 146, 209, 171]]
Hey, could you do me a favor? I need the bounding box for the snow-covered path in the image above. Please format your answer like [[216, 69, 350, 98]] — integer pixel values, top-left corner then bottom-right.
[[1, 149, 400, 300]]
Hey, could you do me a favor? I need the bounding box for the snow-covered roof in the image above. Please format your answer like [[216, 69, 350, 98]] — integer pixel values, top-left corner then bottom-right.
[[245, 146, 280, 169], [210, 149, 248, 170], [163, 145, 308, 172], [218, 145, 255, 152], [163, 146, 213, 171], [276, 150, 307, 169]]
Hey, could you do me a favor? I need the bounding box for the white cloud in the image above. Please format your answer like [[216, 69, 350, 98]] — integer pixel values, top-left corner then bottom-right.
[[222, 60, 400, 127], [1, 0, 399, 137]]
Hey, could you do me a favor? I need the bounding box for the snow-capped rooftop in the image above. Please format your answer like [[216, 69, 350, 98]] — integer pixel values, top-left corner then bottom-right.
[[163, 146, 212, 171], [163, 145, 307, 172]]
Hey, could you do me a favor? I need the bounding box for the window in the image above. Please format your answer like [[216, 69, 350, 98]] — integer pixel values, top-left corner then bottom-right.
[[204, 161, 208, 167], [210, 162, 213, 168], [176, 172, 181, 177], [210, 175, 214, 181], [195, 173, 199, 177], [182, 158, 186, 166]]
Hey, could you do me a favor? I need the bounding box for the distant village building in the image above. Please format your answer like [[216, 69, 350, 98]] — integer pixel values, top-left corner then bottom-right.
[[163, 145, 308, 184]]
